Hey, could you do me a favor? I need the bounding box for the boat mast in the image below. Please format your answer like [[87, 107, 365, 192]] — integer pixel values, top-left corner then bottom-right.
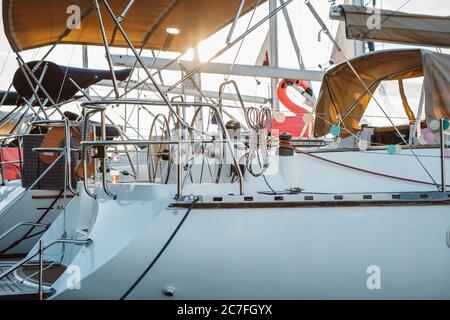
[[82, 45, 89, 96], [269, 0, 280, 111]]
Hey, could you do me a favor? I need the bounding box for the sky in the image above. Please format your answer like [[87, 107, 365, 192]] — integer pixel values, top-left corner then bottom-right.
[[0, 0, 449, 132]]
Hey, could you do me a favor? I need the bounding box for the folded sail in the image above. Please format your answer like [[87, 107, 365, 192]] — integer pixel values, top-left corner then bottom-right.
[[332, 5, 450, 48]]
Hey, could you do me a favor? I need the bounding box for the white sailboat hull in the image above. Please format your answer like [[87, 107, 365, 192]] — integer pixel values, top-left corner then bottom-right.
[[14, 147, 450, 300], [50, 196, 450, 300]]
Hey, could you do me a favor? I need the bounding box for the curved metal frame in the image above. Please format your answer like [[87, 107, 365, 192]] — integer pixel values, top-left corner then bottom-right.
[[218, 79, 252, 130], [82, 106, 112, 199], [188, 106, 225, 184], [148, 113, 172, 184], [0, 238, 93, 285], [80, 100, 244, 199]]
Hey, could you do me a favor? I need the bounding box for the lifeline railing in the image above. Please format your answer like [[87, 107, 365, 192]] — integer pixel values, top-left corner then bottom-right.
[[80, 100, 245, 199], [218, 80, 250, 132]]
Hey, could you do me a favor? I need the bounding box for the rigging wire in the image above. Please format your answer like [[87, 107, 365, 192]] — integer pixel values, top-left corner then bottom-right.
[[104, 1, 180, 113], [219, 0, 262, 120], [56, 45, 78, 104], [225, 0, 262, 83]]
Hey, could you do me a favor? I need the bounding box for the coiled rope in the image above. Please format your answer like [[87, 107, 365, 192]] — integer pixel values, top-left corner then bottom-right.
[[245, 107, 272, 177]]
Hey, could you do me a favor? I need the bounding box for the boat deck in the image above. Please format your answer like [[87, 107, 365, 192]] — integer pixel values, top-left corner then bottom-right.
[[173, 191, 450, 209]]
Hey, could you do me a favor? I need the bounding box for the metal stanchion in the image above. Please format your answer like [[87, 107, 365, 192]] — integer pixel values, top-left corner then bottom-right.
[[0, 141, 5, 186], [38, 240, 44, 300], [441, 119, 447, 193]]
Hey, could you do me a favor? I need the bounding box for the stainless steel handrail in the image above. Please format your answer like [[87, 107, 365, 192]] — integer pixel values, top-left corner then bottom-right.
[[82, 139, 227, 198], [0, 160, 22, 166], [80, 100, 245, 199], [440, 119, 447, 193], [0, 238, 93, 282], [0, 134, 24, 141], [80, 140, 183, 199], [38, 240, 43, 300], [0, 141, 4, 186], [0, 222, 48, 242], [218, 80, 248, 126], [81, 109, 101, 199], [82, 107, 116, 199], [70, 80, 140, 178], [64, 118, 76, 196], [32, 120, 77, 127], [80, 139, 221, 147]]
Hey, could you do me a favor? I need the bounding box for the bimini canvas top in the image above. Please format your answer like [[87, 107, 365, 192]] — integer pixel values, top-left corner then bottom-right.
[[335, 5, 450, 48], [3, 0, 265, 52], [314, 49, 450, 137]]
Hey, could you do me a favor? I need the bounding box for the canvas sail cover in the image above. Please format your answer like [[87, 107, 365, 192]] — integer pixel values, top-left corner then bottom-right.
[[314, 49, 450, 137], [337, 5, 450, 48], [3, 0, 265, 52], [423, 51, 450, 124]]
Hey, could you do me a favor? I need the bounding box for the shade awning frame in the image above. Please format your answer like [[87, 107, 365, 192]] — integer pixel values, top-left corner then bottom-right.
[[3, 0, 266, 53], [313, 49, 450, 137]]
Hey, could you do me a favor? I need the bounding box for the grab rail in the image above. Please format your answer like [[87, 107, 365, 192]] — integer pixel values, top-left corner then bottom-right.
[[440, 119, 447, 193], [80, 100, 245, 199], [218, 79, 250, 132], [81, 139, 226, 199], [0, 238, 92, 300], [0, 134, 23, 141], [82, 106, 116, 199], [0, 160, 23, 165]]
